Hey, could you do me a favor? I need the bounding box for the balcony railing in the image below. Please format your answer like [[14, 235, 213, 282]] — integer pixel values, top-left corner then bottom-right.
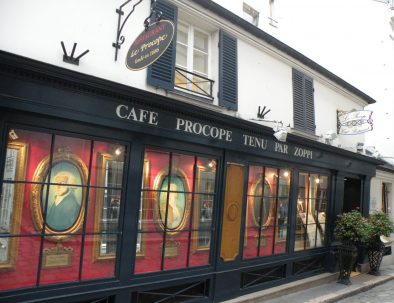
[[174, 67, 214, 100]]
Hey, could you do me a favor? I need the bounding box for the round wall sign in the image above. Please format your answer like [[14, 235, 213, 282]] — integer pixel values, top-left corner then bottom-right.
[[126, 20, 174, 71]]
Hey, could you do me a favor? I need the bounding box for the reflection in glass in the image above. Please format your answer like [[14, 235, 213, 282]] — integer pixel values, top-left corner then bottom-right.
[[295, 173, 329, 251], [94, 149, 125, 261], [243, 166, 290, 259]]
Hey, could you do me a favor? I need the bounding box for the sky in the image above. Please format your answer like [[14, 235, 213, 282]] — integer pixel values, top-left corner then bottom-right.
[[214, 0, 394, 163], [269, 0, 394, 163]]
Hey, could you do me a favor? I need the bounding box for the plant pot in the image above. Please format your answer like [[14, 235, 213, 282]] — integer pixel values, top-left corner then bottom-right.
[[367, 235, 385, 276], [337, 243, 358, 285]]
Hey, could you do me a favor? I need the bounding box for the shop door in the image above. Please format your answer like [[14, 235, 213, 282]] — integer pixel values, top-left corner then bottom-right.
[[343, 177, 361, 212]]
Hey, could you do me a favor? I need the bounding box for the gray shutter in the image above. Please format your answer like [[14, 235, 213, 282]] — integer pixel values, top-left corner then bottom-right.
[[147, 0, 177, 90], [219, 31, 238, 111], [304, 76, 315, 133], [292, 69, 315, 133]]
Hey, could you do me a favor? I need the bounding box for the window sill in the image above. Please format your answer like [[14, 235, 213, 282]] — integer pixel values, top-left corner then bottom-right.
[[167, 89, 227, 114], [290, 128, 320, 141]]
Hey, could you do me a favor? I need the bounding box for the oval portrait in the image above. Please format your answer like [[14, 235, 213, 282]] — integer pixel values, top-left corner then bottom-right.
[[251, 179, 273, 228], [31, 152, 88, 240], [159, 176, 186, 230], [154, 169, 190, 234]]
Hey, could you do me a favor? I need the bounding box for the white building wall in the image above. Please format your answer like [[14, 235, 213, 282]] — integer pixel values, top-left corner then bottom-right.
[[370, 169, 394, 266], [0, 0, 372, 149], [237, 39, 293, 126]]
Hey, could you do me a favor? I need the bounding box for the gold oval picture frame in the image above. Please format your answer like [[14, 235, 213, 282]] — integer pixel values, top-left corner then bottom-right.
[[250, 178, 274, 228], [31, 151, 88, 241], [153, 168, 190, 235]]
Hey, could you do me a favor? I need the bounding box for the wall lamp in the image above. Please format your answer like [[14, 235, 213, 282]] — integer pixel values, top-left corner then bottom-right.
[[273, 122, 287, 142]]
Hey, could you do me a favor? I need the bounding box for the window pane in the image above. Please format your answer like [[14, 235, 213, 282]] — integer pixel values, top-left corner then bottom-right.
[[5, 129, 51, 182], [135, 150, 216, 274], [134, 232, 164, 274], [52, 136, 91, 186], [196, 158, 216, 194], [177, 23, 188, 44], [39, 235, 82, 286], [0, 236, 40, 291], [244, 165, 290, 259], [189, 231, 210, 267], [43, 184, 85, 232], [82, 235, 116, 280], [163, 231, 188, 271], [144, 150, 170, 190], [176, 44, 188, 68], [193, 51, 208, 75], [296, 172, 329, 251], [194, 30, 208, 52]]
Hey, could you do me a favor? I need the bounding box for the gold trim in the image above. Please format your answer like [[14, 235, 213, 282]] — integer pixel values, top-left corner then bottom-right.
[[152, 168, 191, 236], [192, 165, 215, 252], [93, 153, 124, 261], [42, 243, 73, 269], [0, 142, 28, 270], [162, 240, 180, 258], [30, 150, 88, 241], [249, 177, 274, 228], [136, 159, 149, 258]]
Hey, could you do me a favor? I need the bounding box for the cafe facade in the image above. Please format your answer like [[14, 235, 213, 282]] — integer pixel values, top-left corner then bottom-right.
[[0, 0, 382, 302]]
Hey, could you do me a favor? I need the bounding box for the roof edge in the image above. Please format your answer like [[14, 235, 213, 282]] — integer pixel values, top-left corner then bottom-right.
[[190, 0, 376, 105]]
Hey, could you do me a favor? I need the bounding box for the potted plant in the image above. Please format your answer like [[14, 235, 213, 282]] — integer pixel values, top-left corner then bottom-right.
[[333, 211, 368, 285], [364, 212, 394, 275]]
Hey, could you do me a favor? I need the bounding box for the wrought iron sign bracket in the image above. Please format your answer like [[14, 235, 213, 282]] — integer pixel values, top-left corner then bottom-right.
[[257, 106, 271, 119], [60, 42, 89, 66], [113, 0, 162, 61]]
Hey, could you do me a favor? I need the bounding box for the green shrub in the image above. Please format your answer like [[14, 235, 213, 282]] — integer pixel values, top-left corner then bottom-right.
[[364, 212, 394, 248], [334, 211, 368, 245]]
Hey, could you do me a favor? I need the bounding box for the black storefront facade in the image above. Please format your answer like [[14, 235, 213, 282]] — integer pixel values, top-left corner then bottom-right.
[[0, 52, 381, 303]]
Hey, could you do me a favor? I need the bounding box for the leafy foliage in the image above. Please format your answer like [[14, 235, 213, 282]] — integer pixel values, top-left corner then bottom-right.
[[334, 211, 368, 245], [364, 212, 394, 247]]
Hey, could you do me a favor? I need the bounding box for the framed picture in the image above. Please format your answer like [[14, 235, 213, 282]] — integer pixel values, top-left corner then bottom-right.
[[136, 159, 149, 257], [0, 142, 27, 270], [250, 178, 273, 228], [193, 166, 215, 252], [153, 168, 190, 235], [93, 152, 125, 261], [31, 150, 88, 241]]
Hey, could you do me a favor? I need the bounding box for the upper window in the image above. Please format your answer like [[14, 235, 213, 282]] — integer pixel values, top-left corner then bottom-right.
[[175, 22, 213, 100], [292, 69, 316, 134]]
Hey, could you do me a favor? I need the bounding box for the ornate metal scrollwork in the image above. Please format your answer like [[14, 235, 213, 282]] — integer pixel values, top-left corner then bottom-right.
[[112, 0, 162, 61]]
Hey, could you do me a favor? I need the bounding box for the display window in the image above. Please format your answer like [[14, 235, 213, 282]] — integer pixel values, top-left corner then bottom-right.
[[135, 150, 217, 274], [243, 165, 290, 259], [0, 128, 126, 291], [294, 173, 328, 251]]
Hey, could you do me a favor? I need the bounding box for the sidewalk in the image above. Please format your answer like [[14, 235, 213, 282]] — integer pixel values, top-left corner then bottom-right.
[[225, 265, 394, 303]]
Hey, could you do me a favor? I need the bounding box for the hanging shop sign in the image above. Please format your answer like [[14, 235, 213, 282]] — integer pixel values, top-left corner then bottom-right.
[[126, 20, 174, 71], [337, 110, 373, 135]]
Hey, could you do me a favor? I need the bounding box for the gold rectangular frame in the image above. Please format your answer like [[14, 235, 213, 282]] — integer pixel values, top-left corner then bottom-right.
[[0, 142, 27, 270], [93, 153, 126, 261], [136, 159, 149, 258], [192, 166, 215, 252]]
